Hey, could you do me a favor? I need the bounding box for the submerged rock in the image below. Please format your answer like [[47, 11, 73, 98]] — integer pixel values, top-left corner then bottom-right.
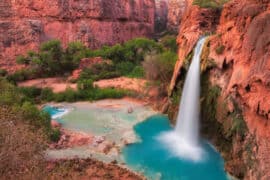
[[127, 107, 134, 114]]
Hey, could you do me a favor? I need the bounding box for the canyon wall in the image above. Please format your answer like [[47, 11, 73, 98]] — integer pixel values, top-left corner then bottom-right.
[[0, 0, 155, 71], [155, 0, 168, 33], [169, 0, 270, 179], [167, 0, 187, 33]]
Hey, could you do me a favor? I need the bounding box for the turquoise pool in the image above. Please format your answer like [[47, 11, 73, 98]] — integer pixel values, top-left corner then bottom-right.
[[122, 115, 229, 180], [43, 103, 229, 180]]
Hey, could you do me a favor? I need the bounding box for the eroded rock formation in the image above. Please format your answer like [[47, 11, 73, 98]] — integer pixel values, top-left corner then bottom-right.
[[167, 0, 187, 33], [169, 0, 270, 179], [155, 0, 168, 33], [169, 3, 220, 94], [0, 0, 155, 71]]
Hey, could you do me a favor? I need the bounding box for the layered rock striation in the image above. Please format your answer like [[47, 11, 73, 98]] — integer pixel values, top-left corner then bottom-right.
[[0, 0, 155, 71]]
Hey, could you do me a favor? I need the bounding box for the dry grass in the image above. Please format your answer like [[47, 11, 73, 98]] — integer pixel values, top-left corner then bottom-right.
[[0, 106, 143, 180], [0, 106, 47, 179]]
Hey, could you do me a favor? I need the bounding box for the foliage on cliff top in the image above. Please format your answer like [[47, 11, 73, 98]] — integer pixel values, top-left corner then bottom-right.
[[193, 0, 229, 9]]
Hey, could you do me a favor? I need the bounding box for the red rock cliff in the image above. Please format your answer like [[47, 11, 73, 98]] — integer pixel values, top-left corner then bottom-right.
[[167, 0, 187, 33], [0, 0, 155, 71], [208, 1, 270, 179], [169, 0, 270, 179]]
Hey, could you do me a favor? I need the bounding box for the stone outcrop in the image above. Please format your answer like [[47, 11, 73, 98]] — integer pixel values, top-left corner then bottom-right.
[[208, 1, 270, 179], [169, 0, 270, 179], [169, 3, 220, 95], [0, 0, 155, 72], [167, 0, 187, 33], [155, 0, 168, 33]]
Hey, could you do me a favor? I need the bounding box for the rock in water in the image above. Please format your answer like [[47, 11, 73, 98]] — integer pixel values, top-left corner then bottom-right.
[[127, 107, 133, 113]]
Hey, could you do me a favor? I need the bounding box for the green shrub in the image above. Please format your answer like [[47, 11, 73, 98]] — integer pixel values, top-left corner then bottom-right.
[[92, 88, 129, 100], [0, 78, 55, 140], [63, 41, 88, 71], [87, 38, 163, 64], [55, 88, 78, 102], [159, 35, 178, 52], [215, 45, 225, 54], [0, 69, 7, 76], [79, 63, 120, 81], [115, 61, 134, 75], [14, 40, 87, 79], [19, 102, 51, 131], [0, 78, 22, 106], [40, 88, 54, 101], [123, 38, 163, 63], [193, 0, 229, 9], [143, 51, 177, 84], [50, 128, 61, 142], [226, 101, 247, 138], [18, 86, 42, 99], [7, 69, 37, 82], [127, 66, 144, 78], [54, 93, 66, 102], [77, 79, 94, 91], [231, 113, 247, 138]]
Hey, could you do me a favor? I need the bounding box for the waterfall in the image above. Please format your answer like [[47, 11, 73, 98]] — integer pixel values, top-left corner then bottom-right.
[[158, 37, 207, 162], [176, 37, 207, 145]]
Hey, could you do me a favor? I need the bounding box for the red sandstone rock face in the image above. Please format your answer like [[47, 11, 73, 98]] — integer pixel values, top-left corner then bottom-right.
[[155, 0, 168, 32], [208, 1, 270, 178], [169, 4, 220, 94], [167, 0, 187, 32], [169, 0, 270, 179], [0, 0, 155, 72]]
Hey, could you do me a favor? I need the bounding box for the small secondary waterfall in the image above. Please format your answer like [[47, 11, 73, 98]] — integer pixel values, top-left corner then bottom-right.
[[158, 37, 207, 162]]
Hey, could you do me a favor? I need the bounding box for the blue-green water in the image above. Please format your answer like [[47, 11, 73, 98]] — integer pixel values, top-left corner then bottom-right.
[[43, 105, 69, 124], [44, 105, 229, 180], [122, 115, 229, 180]]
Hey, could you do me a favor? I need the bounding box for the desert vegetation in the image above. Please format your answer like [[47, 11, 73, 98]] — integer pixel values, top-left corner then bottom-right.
[[193, 0, 229, 9]]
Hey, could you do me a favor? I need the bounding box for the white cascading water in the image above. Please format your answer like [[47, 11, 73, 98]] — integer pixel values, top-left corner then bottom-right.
[[158, 37, 207, 162]]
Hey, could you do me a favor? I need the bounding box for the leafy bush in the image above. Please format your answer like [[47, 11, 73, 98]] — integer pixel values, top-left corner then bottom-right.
[[143, 51, 177, 84], [63, 41, 88, 71], [7, 69, 37, 82], [40, 88, 54, 102], [159, 35, 178, 52], [15, 40, 87, 79], [50, 128, 61, 142], [0, 78, 23, 105], [127, 66, 144, 78], [18, 86, 42, 100], [0, 78, 53, 138], [115, 61, 134, 75], [231, 112, 247, 138], [0, 69, 7, 76], [79, 63, 121, 81], [193, 0, 229, 9], [52, 87, 130, 102], [92, 88, 129, 100], [77, 79, 94, 91], [19, 102, 51, 130], [87, 38, 163, 64]]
